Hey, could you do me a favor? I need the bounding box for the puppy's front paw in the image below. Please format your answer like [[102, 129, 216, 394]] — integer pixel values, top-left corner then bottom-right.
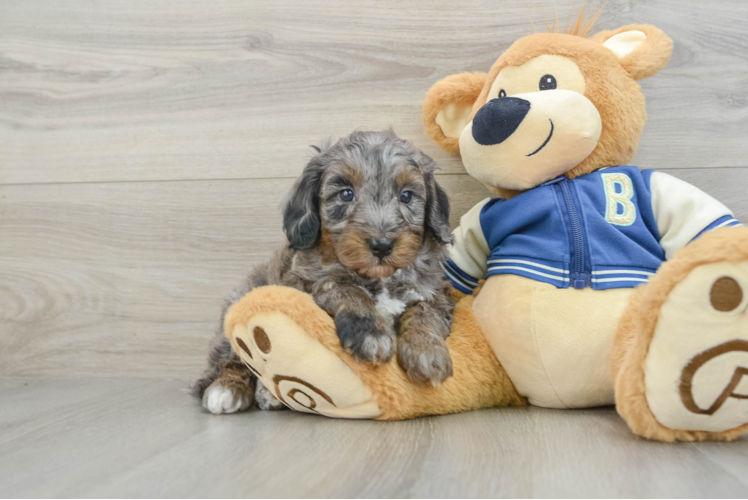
[[202, 382, 253, 415], [335, 310, 396, 365], [397, 333, 453, 386], [255, 380, 286, 411]]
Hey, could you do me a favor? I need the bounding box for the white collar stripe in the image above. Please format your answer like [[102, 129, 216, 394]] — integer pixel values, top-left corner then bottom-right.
[[592, 270, 655, 276], [487, 265, 570, 282], [592, 277, 649, 283], [487, 259, 569, 274]]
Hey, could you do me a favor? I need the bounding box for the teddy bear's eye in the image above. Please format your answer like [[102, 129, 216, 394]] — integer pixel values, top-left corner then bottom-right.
[[498, 89, 506, 98], [539, 74, 557, 90]]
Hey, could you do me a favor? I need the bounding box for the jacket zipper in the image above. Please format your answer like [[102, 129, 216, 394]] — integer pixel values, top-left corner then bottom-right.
[[560, 180, 587, 289]]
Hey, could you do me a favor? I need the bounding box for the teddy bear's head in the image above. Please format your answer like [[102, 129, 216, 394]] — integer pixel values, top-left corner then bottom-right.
[[423, 24, 673, 198]]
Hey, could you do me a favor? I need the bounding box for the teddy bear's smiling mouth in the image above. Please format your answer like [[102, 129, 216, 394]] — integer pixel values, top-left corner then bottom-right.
[[527, 119, 554, 157]]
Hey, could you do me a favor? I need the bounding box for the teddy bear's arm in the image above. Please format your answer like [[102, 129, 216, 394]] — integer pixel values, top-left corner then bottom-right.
[[648, 172, 741, 260], [444, 198, 492, 294]]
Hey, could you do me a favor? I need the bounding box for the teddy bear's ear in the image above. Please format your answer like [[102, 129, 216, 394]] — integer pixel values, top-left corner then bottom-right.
[[423, 72, 487, 154], [590, 24, 673, 80]]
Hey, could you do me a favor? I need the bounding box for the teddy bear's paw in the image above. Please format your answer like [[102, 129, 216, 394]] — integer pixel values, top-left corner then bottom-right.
[[644, 261, 748, 433], [227, 310, 382, 419], [397, 333, 453, 387], [255, 380, 286, 411], [202, 382, 253, 415]]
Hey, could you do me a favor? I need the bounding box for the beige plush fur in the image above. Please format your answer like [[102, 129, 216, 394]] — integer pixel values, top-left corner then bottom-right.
[[475, 274, 632, 409]]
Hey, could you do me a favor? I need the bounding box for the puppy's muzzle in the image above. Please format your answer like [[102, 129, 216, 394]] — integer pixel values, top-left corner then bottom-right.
[[366, 237, 395, 259], [472, 97, 531, 146]]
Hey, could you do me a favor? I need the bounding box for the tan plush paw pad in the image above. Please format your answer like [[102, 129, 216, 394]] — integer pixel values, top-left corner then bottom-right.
[[645, 262, 748, 433], [228, 311, 381, 419]]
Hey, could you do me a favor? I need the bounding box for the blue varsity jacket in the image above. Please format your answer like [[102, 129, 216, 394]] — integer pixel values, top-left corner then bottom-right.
[[444, 166, 740, 293]]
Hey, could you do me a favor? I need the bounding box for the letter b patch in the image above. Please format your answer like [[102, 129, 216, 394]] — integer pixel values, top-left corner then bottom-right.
[[602, 173, 636, 226]]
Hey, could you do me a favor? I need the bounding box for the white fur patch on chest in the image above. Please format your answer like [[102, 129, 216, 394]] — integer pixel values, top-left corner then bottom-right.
[[375, 288, 407, 322], [374, 286, 425, 325]]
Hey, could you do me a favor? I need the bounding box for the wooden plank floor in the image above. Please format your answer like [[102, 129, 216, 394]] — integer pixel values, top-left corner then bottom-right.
[[0, 378, 746, 498]]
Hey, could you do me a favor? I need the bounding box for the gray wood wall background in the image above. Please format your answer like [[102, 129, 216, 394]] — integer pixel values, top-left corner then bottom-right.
[[1, 0, 747, 380]]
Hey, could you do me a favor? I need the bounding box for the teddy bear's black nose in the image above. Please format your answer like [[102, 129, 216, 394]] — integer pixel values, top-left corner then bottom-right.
[[472, 97, 531, 146]]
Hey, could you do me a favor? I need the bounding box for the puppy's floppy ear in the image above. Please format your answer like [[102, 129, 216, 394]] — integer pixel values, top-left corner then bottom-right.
[[412, 150, 452, 244], [283, 154, 326, 250], [417, 153, 453, 243], [590, 24, 673, 80], [423, 171, 453, 245], [423, 72, 487, 154]]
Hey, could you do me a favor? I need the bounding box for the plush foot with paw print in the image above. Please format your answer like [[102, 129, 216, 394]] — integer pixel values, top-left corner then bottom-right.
[[223, 285, 524, 420], [614, 227, 748, 441]]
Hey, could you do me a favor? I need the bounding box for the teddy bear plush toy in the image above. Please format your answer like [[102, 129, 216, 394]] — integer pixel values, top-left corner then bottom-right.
[[223, 22, 748, 442]]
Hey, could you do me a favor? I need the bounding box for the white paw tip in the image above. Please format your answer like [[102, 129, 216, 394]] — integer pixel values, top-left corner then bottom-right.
[[203, 385, 250, 414]]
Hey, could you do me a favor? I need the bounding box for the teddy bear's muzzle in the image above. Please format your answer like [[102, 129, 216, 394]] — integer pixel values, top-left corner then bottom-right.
[[458, 89, 602, 191]]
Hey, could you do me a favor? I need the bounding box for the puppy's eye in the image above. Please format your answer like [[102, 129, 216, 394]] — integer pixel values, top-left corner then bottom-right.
[[399, 191, 413, 204], [340, 189, 355, 202], [539, 74, 557, 90], [498, 89, 506, 98]]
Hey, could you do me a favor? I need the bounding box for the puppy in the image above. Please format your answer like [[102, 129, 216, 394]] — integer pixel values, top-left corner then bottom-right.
[[192, 130, 455, 414]]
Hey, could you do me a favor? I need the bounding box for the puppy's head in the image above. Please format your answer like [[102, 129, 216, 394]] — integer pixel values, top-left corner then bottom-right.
[[283, 130, 452, 279]]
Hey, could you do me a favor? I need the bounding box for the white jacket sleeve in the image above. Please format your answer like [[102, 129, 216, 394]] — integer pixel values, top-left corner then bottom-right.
[[443, 198, 491, 293], [650, 172, 741, 260]]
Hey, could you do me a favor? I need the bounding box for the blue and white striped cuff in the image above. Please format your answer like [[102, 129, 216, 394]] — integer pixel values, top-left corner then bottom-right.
[[442, 259, 480, 294], [692, 215, 742, 241], [591, 269, 654, 287], [486, 258, 570, 287]]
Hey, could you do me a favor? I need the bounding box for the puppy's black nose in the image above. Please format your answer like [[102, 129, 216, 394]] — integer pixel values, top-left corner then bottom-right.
[[367, 237, 394, 259], [472, 97, 531, 146]]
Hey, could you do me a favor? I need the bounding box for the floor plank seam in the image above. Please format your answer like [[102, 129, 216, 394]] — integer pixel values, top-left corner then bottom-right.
[[1, 167, 747, 188]]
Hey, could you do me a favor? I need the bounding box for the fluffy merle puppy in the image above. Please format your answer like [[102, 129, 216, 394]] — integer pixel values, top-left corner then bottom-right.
[[193, 130, 455, 414]]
